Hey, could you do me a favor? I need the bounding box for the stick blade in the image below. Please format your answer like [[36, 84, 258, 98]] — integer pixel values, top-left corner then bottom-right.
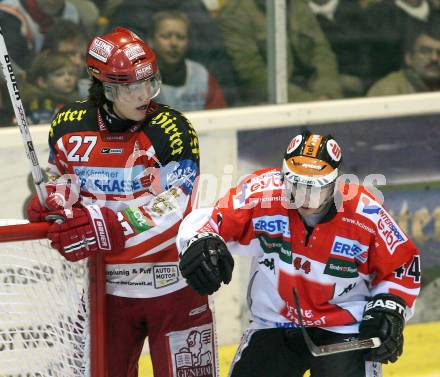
[[310, 337, 382, 357]]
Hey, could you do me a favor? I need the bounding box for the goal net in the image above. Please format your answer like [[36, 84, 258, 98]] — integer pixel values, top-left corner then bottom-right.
[[0, 220, 106, 377]]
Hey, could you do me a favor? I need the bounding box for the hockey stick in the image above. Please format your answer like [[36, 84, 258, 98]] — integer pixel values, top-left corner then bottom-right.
[[0, 27, 48, 204], [292, 288, 381, 356]]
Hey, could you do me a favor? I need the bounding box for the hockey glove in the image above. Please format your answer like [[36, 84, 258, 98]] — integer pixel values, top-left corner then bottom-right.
[[27, 182, 80, 222], [47, 205, 124, 262], [179, 232, 234, 295], [359, 294, 406, 364]]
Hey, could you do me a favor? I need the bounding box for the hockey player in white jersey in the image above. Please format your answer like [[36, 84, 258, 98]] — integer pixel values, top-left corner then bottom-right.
[[177, 131, 421, 377]]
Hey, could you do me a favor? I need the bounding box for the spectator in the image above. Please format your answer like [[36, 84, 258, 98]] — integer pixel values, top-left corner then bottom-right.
[[23, 51, 78, 124], [150, 10, 227, 111], [105, 0, 239, 106], [67, 0, 99, 35], [42, 20, 90, 99], [0, 0, 80, 71], [365, 0, 440, 83], [218, 0, 343, 104], [307, 0, 372, 97], [367, 21, 440, 96]]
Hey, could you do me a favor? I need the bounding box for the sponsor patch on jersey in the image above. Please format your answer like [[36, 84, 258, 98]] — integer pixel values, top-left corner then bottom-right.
[[123, 43, 145, 61], [135, 63, 153, 80], [356, 193, 407, 254], [123, 208, 155, 233], [167, 324, 215, 377], [324, 257, 358, 278], [253, 215, 290, 237], [74, 165, 145, 195], [233, 172, 283, 208], [89, 37, 115, 63], [256, 234, 292, 264], [153, 265, 179, 288], [100, 147, 123, 154], [330, 236, 368, 264], [163, 159, 198, 195]]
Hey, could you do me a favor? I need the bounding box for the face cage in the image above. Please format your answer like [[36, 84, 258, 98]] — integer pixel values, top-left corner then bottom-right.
[[103, 72, 161, 103], [283, 178, 336, 209]]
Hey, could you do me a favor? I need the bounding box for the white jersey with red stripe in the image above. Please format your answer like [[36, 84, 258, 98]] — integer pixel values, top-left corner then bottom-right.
[[48, 99, 199, 298], [177, 168, 421, 333]]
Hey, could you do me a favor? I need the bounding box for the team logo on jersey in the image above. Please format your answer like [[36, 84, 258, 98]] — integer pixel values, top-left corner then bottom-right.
[[168, 324, 215, 377], [356, 193, 407, 254], [330, 236, 368, 264]]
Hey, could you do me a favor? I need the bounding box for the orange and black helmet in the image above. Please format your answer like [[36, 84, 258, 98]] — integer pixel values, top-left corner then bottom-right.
[[282, 131, 342, 187]]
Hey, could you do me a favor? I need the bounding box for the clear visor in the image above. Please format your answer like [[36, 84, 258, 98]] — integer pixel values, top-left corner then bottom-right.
[[103, 72, 161, 103], [284, 180, 335, 209]]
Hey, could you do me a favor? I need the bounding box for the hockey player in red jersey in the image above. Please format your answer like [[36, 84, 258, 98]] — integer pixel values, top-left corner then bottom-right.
[[27, 27, 221, 377], [177, 131, 420, 377]]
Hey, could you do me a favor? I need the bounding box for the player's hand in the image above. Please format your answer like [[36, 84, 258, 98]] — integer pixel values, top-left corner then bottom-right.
[[27, 182, 80, 222], [47, 205, 124, 262], [179, 232, 234, 295], [359, 294, 406, 364]]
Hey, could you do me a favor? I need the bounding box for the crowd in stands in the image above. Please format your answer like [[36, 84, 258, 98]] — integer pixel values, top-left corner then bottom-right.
[[0, 0, 439, 126]]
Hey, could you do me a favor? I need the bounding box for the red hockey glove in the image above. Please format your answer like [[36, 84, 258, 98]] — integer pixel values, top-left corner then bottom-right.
[[27, 182, 80, 222], [47, 205, 124, 262]]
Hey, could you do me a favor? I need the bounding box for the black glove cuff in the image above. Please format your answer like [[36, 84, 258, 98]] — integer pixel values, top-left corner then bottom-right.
[[363, 294, 406, 323], [181, 232, 226, 256]]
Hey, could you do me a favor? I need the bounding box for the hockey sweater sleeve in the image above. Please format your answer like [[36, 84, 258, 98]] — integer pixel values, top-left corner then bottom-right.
[[176, 170, 276, 258], [361, 194, 421, 318]]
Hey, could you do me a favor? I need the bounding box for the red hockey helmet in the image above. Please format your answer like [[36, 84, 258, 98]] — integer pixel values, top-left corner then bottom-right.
[[86, 27, 161, 102]]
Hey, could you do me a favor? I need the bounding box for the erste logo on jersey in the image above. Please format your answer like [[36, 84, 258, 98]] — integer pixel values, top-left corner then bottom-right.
[[331, 236, 368, 263], [356, 193, 407, 254], [89, 37, 115, 63], [253, 215, 290, 237]]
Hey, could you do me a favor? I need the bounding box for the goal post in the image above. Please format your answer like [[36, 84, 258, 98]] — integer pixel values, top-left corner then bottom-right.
[[0, 220, 107, 377]]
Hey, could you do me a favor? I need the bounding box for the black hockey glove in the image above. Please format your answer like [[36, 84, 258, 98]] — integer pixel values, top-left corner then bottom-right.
[[359, 294, 406, 364], [179, 232, 234, 295]]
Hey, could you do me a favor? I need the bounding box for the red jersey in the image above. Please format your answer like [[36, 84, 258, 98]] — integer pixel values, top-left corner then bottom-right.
[[177, 168, 421, 333], [48, 99, 199, 298]]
